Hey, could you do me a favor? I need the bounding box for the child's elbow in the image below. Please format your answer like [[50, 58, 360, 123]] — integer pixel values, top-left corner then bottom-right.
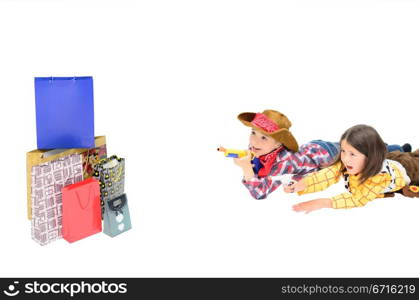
[[251, 193, 268, 200], [353, 199, 369, 208]]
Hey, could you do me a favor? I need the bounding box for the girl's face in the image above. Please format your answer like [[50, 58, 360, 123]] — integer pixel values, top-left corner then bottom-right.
[[340, 139, 367, 176], [249, 129, 281, 157]]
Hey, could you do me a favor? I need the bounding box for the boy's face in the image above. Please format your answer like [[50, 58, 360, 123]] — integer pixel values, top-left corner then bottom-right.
[[340, 139, 367, 176], [249, 129, 281, 157]]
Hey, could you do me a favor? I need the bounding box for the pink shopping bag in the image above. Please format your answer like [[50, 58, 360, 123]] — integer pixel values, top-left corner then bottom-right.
[[62, 178, 102, 243]]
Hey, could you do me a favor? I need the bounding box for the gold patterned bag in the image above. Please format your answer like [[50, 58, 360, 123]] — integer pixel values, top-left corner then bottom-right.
[[93, 155, 125, 218]]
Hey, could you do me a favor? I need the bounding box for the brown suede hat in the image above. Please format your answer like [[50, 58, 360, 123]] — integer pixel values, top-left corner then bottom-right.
[[238, 109, 299, 152]]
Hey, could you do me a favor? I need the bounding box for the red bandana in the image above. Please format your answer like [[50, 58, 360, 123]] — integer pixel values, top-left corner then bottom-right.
[[256, 146, 284, 177], [251, 113, 280, 133]]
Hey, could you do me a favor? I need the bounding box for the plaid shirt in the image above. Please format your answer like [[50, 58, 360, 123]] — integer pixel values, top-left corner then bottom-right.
[[298, 161, 408, 209], [242, 143, 335, 199]]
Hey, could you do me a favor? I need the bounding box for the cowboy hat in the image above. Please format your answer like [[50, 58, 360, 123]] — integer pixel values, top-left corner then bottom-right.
[[238, 109, 299, 152]]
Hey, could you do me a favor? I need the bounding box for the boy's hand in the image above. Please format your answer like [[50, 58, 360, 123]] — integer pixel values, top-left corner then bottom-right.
[[234, 153, 255, 181], [292, 198, 332, 214], [233, 152, 252, 169], [283, 180, 306, 193]]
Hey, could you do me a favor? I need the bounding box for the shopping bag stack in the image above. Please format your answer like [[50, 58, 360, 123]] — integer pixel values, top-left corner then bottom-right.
[[27, 76, 131, 246]]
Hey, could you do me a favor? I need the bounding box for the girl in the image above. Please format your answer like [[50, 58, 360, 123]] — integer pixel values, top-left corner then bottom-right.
[[285, 124, 418, 213]]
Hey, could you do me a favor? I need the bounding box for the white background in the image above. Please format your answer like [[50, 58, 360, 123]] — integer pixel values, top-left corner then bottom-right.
[[0, 0, 418, 277]]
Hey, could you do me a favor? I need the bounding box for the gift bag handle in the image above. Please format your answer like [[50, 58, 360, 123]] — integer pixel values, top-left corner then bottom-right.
[[75, 186, 93, 210]]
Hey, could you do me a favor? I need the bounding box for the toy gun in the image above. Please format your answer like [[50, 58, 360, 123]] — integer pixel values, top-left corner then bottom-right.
[[217, 147, 252, 158]]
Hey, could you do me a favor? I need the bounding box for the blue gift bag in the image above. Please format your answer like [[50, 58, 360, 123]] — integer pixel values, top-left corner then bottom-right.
[[35, 76, 95, 149]]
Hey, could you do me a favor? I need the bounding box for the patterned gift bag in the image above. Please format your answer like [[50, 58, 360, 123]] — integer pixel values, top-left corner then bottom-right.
[[31, 153, 83, 246], [103, 193, 132, 237], [26, 136, 107, 220], [81, 144, 107, 179], [93, 155, 125, 218]]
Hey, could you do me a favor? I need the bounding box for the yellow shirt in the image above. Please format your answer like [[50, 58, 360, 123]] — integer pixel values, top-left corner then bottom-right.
[[298, 161, 408, 209]]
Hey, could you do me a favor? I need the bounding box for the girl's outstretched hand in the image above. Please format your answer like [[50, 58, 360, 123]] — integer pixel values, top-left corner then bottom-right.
[[283, 180, 306, 193], [292, 198, 332, 214]]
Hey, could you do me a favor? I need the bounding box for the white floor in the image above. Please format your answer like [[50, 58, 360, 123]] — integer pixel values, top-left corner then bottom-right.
[[1, 0, 419, 277]]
